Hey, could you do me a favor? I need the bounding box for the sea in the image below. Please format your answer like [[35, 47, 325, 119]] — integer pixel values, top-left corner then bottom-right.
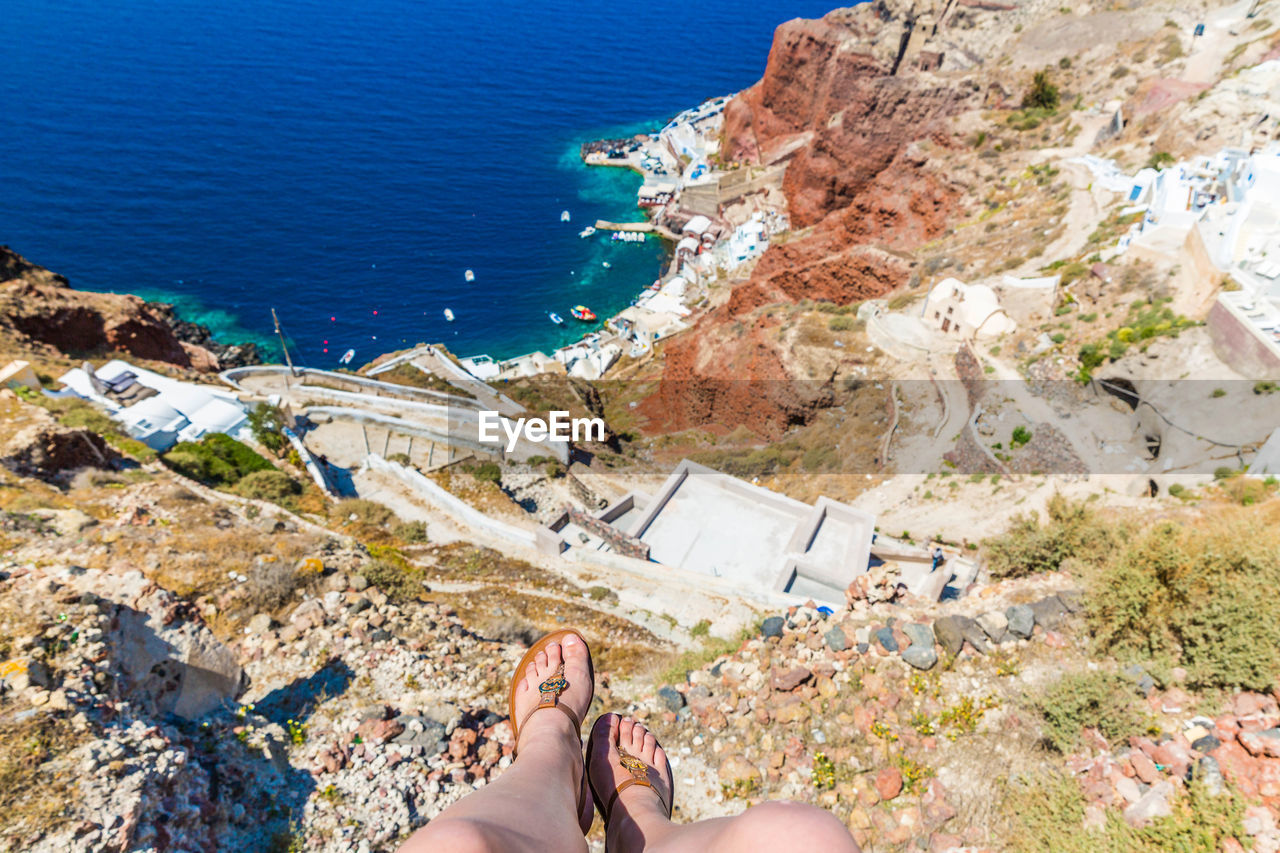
[[3, 0, 839, 366]]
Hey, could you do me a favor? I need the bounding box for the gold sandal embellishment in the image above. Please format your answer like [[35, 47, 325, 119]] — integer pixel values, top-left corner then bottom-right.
[[538, 664, 569, 705]]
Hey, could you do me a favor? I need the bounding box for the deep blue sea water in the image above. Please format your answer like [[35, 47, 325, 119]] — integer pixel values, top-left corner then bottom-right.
[[4, 0, 837, 364]]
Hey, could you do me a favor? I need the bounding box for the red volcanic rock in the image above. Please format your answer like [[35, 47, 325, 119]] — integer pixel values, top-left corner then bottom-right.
[[876, 766, 904, 800], [0, 245, 231, 370], [643, 5, 972, 436]]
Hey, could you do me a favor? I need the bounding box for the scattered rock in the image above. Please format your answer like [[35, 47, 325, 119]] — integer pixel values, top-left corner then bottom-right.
[[875, 766, 904, 800], [874, 626, 899, 653], [902, 645, 938, 670], [761, 616, 785, 639], [657, 686, 686, 712], [1123, 780, 1174, 827], [824, 625, 848, 652], [718, 754, 762, 790], [974, 611, 1008, 644], [771, 666, 813, 692], [1029, 595, 1068, 631], [1005, 604, 1034, 639]]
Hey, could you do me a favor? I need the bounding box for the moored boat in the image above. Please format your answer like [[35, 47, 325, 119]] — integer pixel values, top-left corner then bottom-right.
[[549, 312, 564, 325], [569, 305, 596, 322], [579, 226, 596, 238], [464, 269, 475, 282], [444, 308, 455, 322]]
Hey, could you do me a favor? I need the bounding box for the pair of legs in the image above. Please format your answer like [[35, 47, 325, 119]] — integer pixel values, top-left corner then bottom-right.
[[399, 633, 859, 853]]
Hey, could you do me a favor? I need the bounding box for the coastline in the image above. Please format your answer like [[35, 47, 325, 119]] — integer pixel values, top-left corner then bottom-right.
[[449, 93, 786, 384]]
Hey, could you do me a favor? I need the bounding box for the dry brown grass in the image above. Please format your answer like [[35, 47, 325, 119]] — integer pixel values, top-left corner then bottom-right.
[[0, 710, 88, 849]]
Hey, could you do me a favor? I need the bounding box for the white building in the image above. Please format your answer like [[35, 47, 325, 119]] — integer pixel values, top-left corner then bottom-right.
[[56, 359, 250, 451], [922, 278, 1016, 339]]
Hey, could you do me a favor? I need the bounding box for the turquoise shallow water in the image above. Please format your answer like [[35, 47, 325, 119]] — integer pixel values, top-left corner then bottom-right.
[[3, 0, 839, 364]]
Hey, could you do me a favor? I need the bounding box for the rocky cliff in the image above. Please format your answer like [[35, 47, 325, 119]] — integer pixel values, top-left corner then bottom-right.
[[649, 3, 974, 436], [0, 246, 259, 371]]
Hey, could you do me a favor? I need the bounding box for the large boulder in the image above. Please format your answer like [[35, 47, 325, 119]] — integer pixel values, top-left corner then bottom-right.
[[106, 572, 246, 719], [1, 408, 119, 481]]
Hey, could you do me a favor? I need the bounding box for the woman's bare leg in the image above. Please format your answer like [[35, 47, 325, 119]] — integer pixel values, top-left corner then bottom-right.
[[588, 713, 860, 853], [397, 635, 593, 853]]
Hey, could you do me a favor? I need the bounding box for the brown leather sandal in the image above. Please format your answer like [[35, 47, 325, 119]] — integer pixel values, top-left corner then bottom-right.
[[507, 628, 595, 832], [587, 721, 673, 824], [508, 628, 593, 755]]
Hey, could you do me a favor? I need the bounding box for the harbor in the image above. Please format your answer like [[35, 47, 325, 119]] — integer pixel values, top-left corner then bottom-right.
[[442, 95, 789, 383]]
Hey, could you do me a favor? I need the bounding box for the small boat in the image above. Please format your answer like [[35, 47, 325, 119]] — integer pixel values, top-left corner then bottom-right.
[[578, 226, 596, 238], [444, 308, 455, 322], [339, 348, 355, 365], [560, 210, 571, 222], [464, 269, 475, 282], [602, 261, 611, 268], [570, 305, 597, 322], [549, 312, 564, 325]]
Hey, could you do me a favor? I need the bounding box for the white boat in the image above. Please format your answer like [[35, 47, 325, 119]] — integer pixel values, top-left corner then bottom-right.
[[339, 348, 355, 365], [579, 226, 596, 238], [464, 269, 475, 282], [602, 261, 611, 268], [560, 210, 571, 222], [444, 308, 455, 322], [549, 312, 564, 325]]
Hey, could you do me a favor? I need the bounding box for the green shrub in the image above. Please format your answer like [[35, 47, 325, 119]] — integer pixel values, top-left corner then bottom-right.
[[828, 315, 855, 332], [472, 461, 502, 483], [246, 403, 287, 453], [1255, 380, 1278, 395], [233, 469, 302, 502], [1211, 388, 1226, 398], [1050, 333, 1066, 344], [1003, 773, 1247, 852], [386, 452, 412, 465], [393, 520, 429, 543], [362, 550, 427, 603], [1087, 511, 1280, 690], [544, 460, 565, 479], [333, 499, 395, 528], [983, 494, 1116, 578], [1022, 69, 1061, 110], [1037, 671, 1149, 752], [1011, 425, 1033, 447], [162, 433, 273, 487]]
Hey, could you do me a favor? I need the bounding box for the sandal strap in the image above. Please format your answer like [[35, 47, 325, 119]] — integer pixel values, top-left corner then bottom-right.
[[513, 663, 582, 756], [604, 747, 670, 820]]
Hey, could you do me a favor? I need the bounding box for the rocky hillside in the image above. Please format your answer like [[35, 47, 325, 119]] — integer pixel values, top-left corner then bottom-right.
[[3, 378, 1280, 851], [0, 246, 259, 373]]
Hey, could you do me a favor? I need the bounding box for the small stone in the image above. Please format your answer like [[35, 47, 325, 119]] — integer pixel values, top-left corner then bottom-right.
[[1029, 595, 1067, 631], [246, 613, 272, 634], [824, 626, 848, 652], [975, 611, 1008, 643], [1123, 780, 1174, 826], [771, 666, 813, 692], [1191, 734, 1221, 753], [874, 627, 898, 653], [1238, 728, 1280, 759], [1198, 755, 1224, 795], [1005, 604, 1034, 639], [761, 617, 785, 639], [717, 753, 762, 789], [902, 645, 937, 670], [902, 622, 933, 649], [657, 686, 685, 713], [932, 616, 965, 656], [348, 574, 369, 592], [1130, 750, 1160, 784], [875, 767, 904, 800]]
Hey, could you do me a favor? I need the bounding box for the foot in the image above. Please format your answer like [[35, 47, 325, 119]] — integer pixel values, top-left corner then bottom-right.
[[511, 633, 595, 833], [588, 713, 674, 853]]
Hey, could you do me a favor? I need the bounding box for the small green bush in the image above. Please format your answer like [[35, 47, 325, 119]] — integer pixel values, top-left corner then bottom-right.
[[162, 433, 273, 487], [1022, 69, 1061, 110], [333, 499, 395, 528], [1037, 671, 1149, 752], [362, 559, 427, 603], [472, 461, 502, 483], [1011, 425, 1033, 447], [386, 452, 412, 465], [983, 494, 1115, 578], [246, 403, 287, 453], [233, 469, 302, 502], [1088, 512, 1280, 690], [393, 520, 429, 543], [828, 315, 856, 332]]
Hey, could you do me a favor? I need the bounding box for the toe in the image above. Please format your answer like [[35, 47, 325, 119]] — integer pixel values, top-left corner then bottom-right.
[[641, 731, 658, 763], [534, 648, 549, 676], [618, 716, 635, 749], [629, 720, 648, 754]]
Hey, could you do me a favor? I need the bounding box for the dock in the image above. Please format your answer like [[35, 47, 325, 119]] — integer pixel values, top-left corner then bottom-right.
[[594, 220, 681, 241]]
